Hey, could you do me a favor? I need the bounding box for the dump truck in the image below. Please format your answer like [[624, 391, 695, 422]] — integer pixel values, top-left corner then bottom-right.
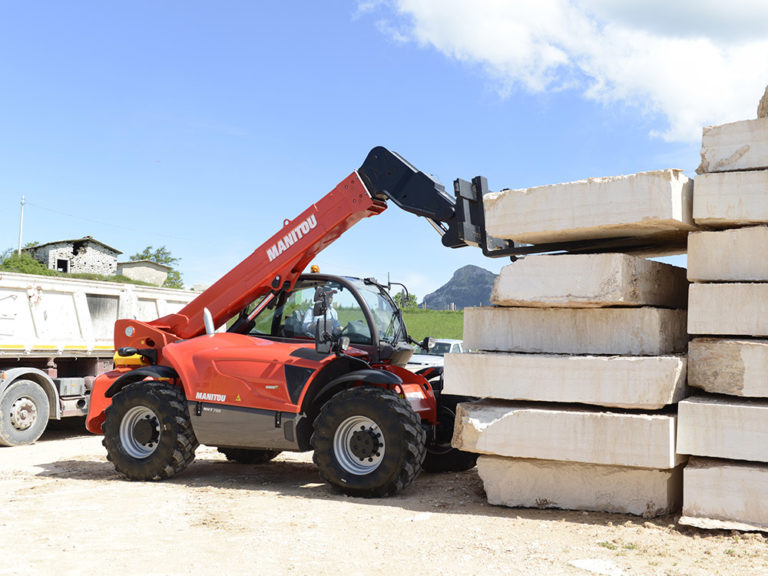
[[0, 271, 196, 446]]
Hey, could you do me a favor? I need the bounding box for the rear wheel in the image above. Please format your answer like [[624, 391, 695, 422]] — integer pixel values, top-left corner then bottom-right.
[[0, 380, 50, 447], [102, 381, 198, 480], [217, 447, 281, 464], [311, 386, 426, 497]]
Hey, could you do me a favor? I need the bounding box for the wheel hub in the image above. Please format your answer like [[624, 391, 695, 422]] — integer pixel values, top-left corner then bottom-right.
[[119, 406, 161, 459], [10, 397, 37, 431], [334, 415, 386, 474], [349, 428, 381, 460], [132, 417, 158, 445]]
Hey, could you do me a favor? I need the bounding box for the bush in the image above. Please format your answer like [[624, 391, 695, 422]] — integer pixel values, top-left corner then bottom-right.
[[0, 253, 58, 276]]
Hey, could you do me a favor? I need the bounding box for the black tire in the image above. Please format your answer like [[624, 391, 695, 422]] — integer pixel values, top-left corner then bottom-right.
[[423, 394, 478, 473], [102, 381, 198, 481], [217, 447, 281, 464], [311, 386, 426, 498], [0, 380, 50, 447]]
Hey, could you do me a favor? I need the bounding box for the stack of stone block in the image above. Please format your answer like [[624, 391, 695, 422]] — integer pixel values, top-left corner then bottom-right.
[[677, 113, 768, 531], [445, 170, 696, 517]]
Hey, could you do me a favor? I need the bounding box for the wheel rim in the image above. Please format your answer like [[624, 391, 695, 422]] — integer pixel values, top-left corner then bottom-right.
[[10, 397, 37, 431], [333, 415, 385, 475], [120, 406, 161, 459]]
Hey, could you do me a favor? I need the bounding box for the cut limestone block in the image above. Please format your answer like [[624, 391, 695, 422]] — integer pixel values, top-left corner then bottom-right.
[[688, 338, 768, 397], [453, 401, 683, 469], [677, 396, 768, 463], [443, 352, 687, 410], [688, 283, 768, 336], [688, 226, 768, 281], [697, 117, 768, 173], [692, 171, 768, 227], [478, 456, 683, 517], [483, 169, 694, 248], [679, 458, 768, 532], [464, 307, 687, 355], [491, 254, 687, 308]]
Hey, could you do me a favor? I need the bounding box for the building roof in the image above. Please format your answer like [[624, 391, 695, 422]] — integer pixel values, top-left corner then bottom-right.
[[117, 260, 171, 272], [25, 236, 123, 255]]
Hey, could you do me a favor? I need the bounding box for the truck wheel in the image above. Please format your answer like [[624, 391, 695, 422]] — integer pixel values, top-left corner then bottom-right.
[[217, 447, 281, 464], [311, 386, 426, 497], [102, 381, 198, 481], [423, 394, 478, 473], [0, 380, 50, 447]]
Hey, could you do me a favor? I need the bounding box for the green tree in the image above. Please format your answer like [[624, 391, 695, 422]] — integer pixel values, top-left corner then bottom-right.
[[130, 245, 184, 289], [393, 291, 418, 310]]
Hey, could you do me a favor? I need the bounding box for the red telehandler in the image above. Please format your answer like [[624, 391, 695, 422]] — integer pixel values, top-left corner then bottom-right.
[[86, 146, 647, 497]]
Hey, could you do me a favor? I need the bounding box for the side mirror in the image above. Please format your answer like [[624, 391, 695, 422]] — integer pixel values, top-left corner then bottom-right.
[[315, 319, 332, 355], [420, 336, 435, 351]]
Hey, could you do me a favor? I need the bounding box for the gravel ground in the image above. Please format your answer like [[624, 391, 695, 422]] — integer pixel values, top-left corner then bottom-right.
[[1, 422, 767, 576]]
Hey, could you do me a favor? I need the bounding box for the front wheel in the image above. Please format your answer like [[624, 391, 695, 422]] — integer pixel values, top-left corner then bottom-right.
[[423, 394, 479, 473], [0, 380, 50, 446], [102, 381, 198, 481], [311, 386, 426, 497]]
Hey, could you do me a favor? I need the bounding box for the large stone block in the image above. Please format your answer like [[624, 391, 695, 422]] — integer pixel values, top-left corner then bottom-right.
[[443, 352, 687, 409], [478, 456, 683, 517], [464, 306, 687, 355], [688, 283, 768, 336], [688, 338, 768, 397], [491, 254, 687, 308], [688, 226, 768, 281], [677, 396, 768, 463], [697, 117, 768, 173], [692, 171, 768, 227], [679, 458, 768, 532], [453, 401, 683, 469], [483, 169, 694, 248]]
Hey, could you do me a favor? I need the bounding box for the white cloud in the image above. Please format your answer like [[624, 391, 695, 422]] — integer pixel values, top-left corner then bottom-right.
[[368, 0, 768, 141]]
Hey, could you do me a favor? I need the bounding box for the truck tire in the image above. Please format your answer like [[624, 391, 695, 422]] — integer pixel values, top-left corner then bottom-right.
[[217, 447, 281, 464], [311, 386, 426, 497], [0, 380, 50, 447], [102, 380, 198, 481], [422, 394, 478, 473]]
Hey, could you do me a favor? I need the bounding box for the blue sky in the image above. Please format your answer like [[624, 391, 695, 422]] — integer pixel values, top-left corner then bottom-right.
[[1, 1, 766, 299]]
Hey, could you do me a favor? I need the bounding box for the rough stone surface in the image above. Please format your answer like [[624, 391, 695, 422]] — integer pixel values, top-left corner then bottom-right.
[[464, 306, 687, 355], [443, 352, 687, 409], [491, 254, 687, 308], [677, 396, 768, 463], [679, 458, 768, 532], [483, 169, 694, 247], [688, 283, 768, 336], [697, 117, 768, 173], [688, 226, 768, 281], [688, 338, 768, 397], [692, 171, 768, 227], [453, 401, 683, 469], [478, 456, 683, 518]]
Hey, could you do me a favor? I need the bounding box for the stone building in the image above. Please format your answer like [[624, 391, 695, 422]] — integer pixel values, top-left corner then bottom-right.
[[24, 236, 122, 276], [116, 260, 170, 287]]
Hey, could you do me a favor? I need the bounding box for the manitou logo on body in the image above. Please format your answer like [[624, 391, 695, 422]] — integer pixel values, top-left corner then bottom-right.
[[266, 214, 318, 262], [195, 392, 227, 402]]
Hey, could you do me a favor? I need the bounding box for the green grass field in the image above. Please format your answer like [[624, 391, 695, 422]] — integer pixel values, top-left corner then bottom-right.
[[402, 309, 463, 342]]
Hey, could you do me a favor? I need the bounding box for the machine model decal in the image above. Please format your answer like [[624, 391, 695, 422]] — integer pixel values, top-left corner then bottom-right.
[[195, 392, 227, 402], [266, 215, 318, 262]]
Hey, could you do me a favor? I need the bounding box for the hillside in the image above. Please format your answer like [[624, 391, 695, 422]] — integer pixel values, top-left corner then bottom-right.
[[421, 264, 497, 310]]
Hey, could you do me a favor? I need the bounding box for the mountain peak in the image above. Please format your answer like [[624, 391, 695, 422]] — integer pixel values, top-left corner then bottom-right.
[[421, 265, 497, 310]]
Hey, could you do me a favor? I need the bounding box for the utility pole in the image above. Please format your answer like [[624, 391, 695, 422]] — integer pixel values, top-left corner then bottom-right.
[[17, 195, 25, 255]]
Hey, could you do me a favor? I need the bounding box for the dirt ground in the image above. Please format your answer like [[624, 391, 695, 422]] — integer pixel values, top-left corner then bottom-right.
[[1, 423, 767, 576]]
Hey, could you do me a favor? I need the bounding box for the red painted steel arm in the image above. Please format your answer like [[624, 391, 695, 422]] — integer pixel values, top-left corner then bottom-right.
[[146, 171, 386, 341]]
